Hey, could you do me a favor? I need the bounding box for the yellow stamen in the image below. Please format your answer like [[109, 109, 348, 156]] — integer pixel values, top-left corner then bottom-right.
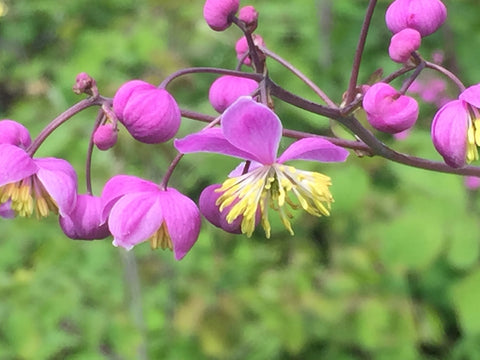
[[149, 222, 173, 251]]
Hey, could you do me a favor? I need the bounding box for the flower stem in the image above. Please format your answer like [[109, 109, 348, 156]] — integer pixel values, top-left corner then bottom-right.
[[425, 60, 466, 93], [85, 109, 106, 195], [26, 96, 110, 157], [344, 0, 378, 105], [259, 46, 338, 108]]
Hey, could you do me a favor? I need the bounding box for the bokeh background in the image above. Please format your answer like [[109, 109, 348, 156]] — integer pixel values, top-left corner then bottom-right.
[[1, 0, 480, 359]]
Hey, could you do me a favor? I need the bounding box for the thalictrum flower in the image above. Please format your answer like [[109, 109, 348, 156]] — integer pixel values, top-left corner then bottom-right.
[[0, 144, 77, 218], [0, 119, 31, 148], [431, 84, 480, 168], [101, 175, 201, 260], [175, 96, 349, 237], [388, 28, 421, 63], [203, 0, 239, 31], [208, 75, 259, 113]]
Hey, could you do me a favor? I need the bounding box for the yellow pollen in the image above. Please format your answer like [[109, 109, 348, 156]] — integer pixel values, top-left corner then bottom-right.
[[216, 163, 334, 238], [150, 222, 173, 251], [0, 177, 58, 218]]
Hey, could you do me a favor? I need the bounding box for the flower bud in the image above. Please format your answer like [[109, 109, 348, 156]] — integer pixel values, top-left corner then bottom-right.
[[388, 28, 421, 63], [363, 82, 419, 134], [208, 76, 259, 113], [59, 194, 111, 240], [465, 176, 480, 191], [235, 34, 265, 66], [431, 99, 469, 168], [93, 123, 118, 150], [0, 120, 31, 148], [385, 0, 447, 37], [73, 72, 97, 96], [238, 6, 258, 32], [203, 0, 239, 31], [113, 80, 181, 144]]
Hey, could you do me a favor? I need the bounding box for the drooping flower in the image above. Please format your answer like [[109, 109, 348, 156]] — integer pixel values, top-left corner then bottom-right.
[[0, 144, 78, 218], [93, 123, 118, 150], [175, 96, 349, 237], [385, 0, 447, 37], [59, 194, 111, 240], [388, 28, 421, 63], [203, 0, 239, 31], [235, 34, 265, 66], [101, 175, 201, 260], [113, 80, 181, 144], [208, 75, 259, 113], [363, 82, 419, 134], [431, 84, 480, 168], [0, 120, 31, 149]]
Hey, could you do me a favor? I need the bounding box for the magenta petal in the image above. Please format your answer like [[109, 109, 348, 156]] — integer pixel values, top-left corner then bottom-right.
[[459, 84, 480, 109], [277, 138, 350, 164], [431, 100, 469, 168], [109, 192, 163, 250], [0, 120, 32, 148], [0, 144, 38, 186], [159, 188, 201, 260], [59, 194, 110, 240], [174, 128, 261, 162], [221, 97, 282, 164], [35, 158, 78, 217], [101, 175, 160, 222]]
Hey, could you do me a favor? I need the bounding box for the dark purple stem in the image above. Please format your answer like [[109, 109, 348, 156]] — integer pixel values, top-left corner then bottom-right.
[[159, 67, 264, 89], [85, 109, 106, 195], [344, 0, 378, 105], [160, 153, 183, 190], [425, 60, 466, 92], [27, 96, 110, 157]]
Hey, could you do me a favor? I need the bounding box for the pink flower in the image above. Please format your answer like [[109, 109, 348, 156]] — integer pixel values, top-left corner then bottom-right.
[[235, 34, 265, 66], [238, 6, 258, 32], [209, 75, 259, 113], [388, 28, 421, 63], [0, 144, 77, 218], [385, 0, 447, 37], [113, 80, 181, 144], [175, 96, 349, 237], [431, 84, 480, 168], [363, 82, 419, 134], [203, 0, 239, 31], [0, 120, 31, 149], [59, 194, 110, 240], [101, 175, 201, 260]]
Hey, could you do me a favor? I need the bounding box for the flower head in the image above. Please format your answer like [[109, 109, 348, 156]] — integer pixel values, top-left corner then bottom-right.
[[0, 144, 77, 218], [431, 84, 480, 168], [93, 123, 118, 150], [363, 82, 419, 134], [388, 28, 421, 63], [101, 175, 201, 260], [59, 194, 110, 240], [113, 80, 181, 144], [175, 97, 349, 237], [385, 0, 447, 37], [209, 75, 259, 113], [203, 0, 239, 31]]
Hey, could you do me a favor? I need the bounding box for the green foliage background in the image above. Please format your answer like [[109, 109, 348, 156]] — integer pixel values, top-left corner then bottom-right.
[[1, 0, 480, 359]]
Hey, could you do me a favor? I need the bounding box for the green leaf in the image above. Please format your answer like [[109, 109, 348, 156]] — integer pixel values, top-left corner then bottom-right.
[[451, 268, 480, 335]]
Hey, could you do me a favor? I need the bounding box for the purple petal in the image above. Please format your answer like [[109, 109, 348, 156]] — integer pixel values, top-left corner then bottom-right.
[[159, 188, 201, 260], [101, 175, 160, 222], [0, 144, 38, 186], [108, 192, 163, 250], [277, 138, 350, 164], [459, 84, 480, 109], [35, 158, 78, 217], [59, 194, 111, 240], [0, 201, 15, 219], [0, 120, 32, 148], [221, 96, 282, 164], [174, 128, 261, 162]]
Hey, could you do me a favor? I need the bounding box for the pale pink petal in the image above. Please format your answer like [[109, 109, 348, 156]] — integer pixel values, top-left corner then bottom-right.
[[35, 158, 78, 217], [277, 138, 350, 164], [159, 188, 201, 260], [174, 128, 261, 162], [0, 144, 38, 186], [221, 96, 282, 164], [109, 192, 163, 250]]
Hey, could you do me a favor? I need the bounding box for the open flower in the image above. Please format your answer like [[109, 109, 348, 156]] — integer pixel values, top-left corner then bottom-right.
[[431, 84, 480, 168], [175, 96, 349, 237], [0, 144, 77, 218], [101, 175, 201, 260]]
